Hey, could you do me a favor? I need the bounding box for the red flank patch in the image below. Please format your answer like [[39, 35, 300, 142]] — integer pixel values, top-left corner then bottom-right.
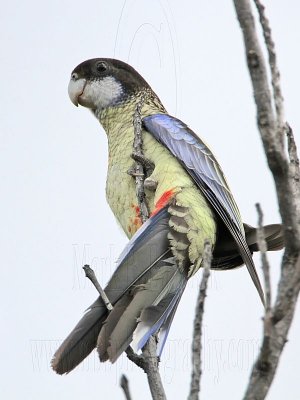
[[151, 188, 176, 216]]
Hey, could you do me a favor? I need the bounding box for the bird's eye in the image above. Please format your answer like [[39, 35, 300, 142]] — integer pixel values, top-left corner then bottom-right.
[[71, 72, 78, 80], [96, 62, 107, 73]]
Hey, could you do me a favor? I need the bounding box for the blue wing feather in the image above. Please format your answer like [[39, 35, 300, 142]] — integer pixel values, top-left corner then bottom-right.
[[144, 114, 243, 231], [143, 114, 265, 305]]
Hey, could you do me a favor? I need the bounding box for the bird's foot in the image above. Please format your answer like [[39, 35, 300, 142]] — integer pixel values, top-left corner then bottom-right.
[[127, 166, 144, 177], [144, 177, 158, 191], [131, 152, 155, 177]]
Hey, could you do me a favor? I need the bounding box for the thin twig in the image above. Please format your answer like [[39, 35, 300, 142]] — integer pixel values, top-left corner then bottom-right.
[[83, 265, 113, 311], [120, 374, 133, 400], [253, 0, 285, 131], [130, 95, 149, 223], [188, 241, 212, 400], [255, 204, 271, 310], [125, 347, 146, 370], [255, 203, 272, 369]]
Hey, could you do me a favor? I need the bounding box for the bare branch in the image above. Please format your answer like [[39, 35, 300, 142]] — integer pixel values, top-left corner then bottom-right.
[[125, 347, 146, 370], [255, 203, 273, 376], [125, 341, 167, 400], [83, 265, 113, 311], [142, 337, 167, 400], [243, 255, 300, 400], [233, 0, 300, 250], [255, 204, 271, 310], [128, 95, 149, 223], [253, 0, 285, 130], [232, 1, 300, 398], [188, 241, 212, 400], [273, 254, 300, 324], [286, 124, 300, 200], [120, 374, 133, 400]]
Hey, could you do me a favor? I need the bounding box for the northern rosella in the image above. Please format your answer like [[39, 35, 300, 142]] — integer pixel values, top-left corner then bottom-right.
[[52, 59, 284, 374]]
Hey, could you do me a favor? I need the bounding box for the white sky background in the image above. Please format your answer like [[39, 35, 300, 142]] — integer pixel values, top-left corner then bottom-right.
[[1, 0, 299, 399]]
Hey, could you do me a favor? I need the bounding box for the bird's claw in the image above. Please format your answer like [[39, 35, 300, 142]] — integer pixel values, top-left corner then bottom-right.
[[131, 152, 155, 177]]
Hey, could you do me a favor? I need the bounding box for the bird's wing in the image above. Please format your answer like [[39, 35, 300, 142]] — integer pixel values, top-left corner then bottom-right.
[[143, 114, 265, 305]]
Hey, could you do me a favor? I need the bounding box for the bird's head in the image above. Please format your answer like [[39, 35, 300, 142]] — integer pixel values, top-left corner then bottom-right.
[[68, 58, 151, 111]]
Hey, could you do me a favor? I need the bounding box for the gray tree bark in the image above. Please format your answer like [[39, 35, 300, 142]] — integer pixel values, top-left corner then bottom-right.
[[232, 1, 300, 399]]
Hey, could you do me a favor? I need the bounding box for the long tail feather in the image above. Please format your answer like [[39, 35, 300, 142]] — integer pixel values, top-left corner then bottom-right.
[[132, 279, 186, 353], [51, 298, 107, 374], [97, 292, 132, 362], [157, 292, 183, 357], [245, 223, 284, 252], [52, 207, 171, 374], [212, 223, 284, 271], [104, 265, 187, 363]]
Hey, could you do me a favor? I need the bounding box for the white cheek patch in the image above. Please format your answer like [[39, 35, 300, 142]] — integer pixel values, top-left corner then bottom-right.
[[80, 76, 123, 110]]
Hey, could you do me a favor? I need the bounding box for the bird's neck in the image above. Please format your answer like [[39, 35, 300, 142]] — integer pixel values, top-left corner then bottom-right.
[[95, 90, 167, 138]]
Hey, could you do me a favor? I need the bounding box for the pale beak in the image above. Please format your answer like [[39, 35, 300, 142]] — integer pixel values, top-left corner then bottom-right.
[[68, 77, 87, 107]]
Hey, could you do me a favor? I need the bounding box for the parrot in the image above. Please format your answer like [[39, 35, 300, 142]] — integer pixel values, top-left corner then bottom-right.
[[51, 58, 284, 374]]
